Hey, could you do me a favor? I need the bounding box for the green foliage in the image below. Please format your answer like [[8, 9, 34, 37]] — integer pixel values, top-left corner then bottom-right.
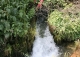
[[43, 0, 67, 14], [50, 0, 66, 6], [48, 10, 80, 41], [0, 0, 35, 56], [0, 0, 35, 38], [44, 0, 67, 8]]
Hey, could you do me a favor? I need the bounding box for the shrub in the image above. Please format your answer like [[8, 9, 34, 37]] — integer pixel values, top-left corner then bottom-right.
[[0, 0, 35, 56], [0, 0, 35, 38], [48, 10, 80, 42]]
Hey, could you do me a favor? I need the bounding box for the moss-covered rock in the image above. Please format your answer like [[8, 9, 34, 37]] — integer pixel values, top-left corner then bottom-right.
[[48, 9, 80, 42]]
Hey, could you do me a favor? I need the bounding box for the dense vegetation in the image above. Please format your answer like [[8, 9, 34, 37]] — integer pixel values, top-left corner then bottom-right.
[[48, 10, 80, 41], [0, 0, 80, 57], [48, 0, 80, 42], [0, 0, 35, 57]]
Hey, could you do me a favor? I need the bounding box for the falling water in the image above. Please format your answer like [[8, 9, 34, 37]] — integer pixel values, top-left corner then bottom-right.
[[31, 8, 60, 57], [31, 23, 60, 57]]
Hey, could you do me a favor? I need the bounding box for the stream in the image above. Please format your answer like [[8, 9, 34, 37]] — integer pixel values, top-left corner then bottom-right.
[[30, 8, 75, 57], [31, 9, 60, 57]]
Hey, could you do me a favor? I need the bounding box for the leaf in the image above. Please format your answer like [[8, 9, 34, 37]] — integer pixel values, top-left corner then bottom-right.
[[4, 33, 10, 39], [0, 24, 4, 30], [11, 8, 17, 15], [6, 8, 11, 14], [19, 10, 23, 18], [3, 21, 10, 32]]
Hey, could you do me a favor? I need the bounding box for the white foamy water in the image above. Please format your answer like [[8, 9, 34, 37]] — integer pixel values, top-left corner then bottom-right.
[[31, 26, 60, 57]]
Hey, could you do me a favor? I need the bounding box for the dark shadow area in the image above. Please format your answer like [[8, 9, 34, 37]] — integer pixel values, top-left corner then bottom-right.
[[36, 5, 48, 37]]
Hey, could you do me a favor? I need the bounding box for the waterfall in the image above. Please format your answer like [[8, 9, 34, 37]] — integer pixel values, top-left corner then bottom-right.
[[31, 23, 60, 57], [31, 8, 60, 57]]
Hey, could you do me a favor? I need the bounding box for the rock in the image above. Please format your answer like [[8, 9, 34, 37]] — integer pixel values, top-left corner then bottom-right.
[[70, 39, 80, 57]]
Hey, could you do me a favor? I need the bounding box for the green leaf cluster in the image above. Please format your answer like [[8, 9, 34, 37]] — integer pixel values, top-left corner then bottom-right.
[[0, 0, 35, 56], [43, 0, 67, 14], [44, 0, 67, 8], [48, 10, 80, 41], [0, 0, 35, 38]]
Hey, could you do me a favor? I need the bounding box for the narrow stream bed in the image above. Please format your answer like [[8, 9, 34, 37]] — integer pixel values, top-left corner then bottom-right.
[[30, 9, 75, 57], [31, 10, 60, 57]]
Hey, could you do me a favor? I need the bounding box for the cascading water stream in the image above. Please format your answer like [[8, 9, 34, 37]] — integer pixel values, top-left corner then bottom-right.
[[31, 8, 60, 57]]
